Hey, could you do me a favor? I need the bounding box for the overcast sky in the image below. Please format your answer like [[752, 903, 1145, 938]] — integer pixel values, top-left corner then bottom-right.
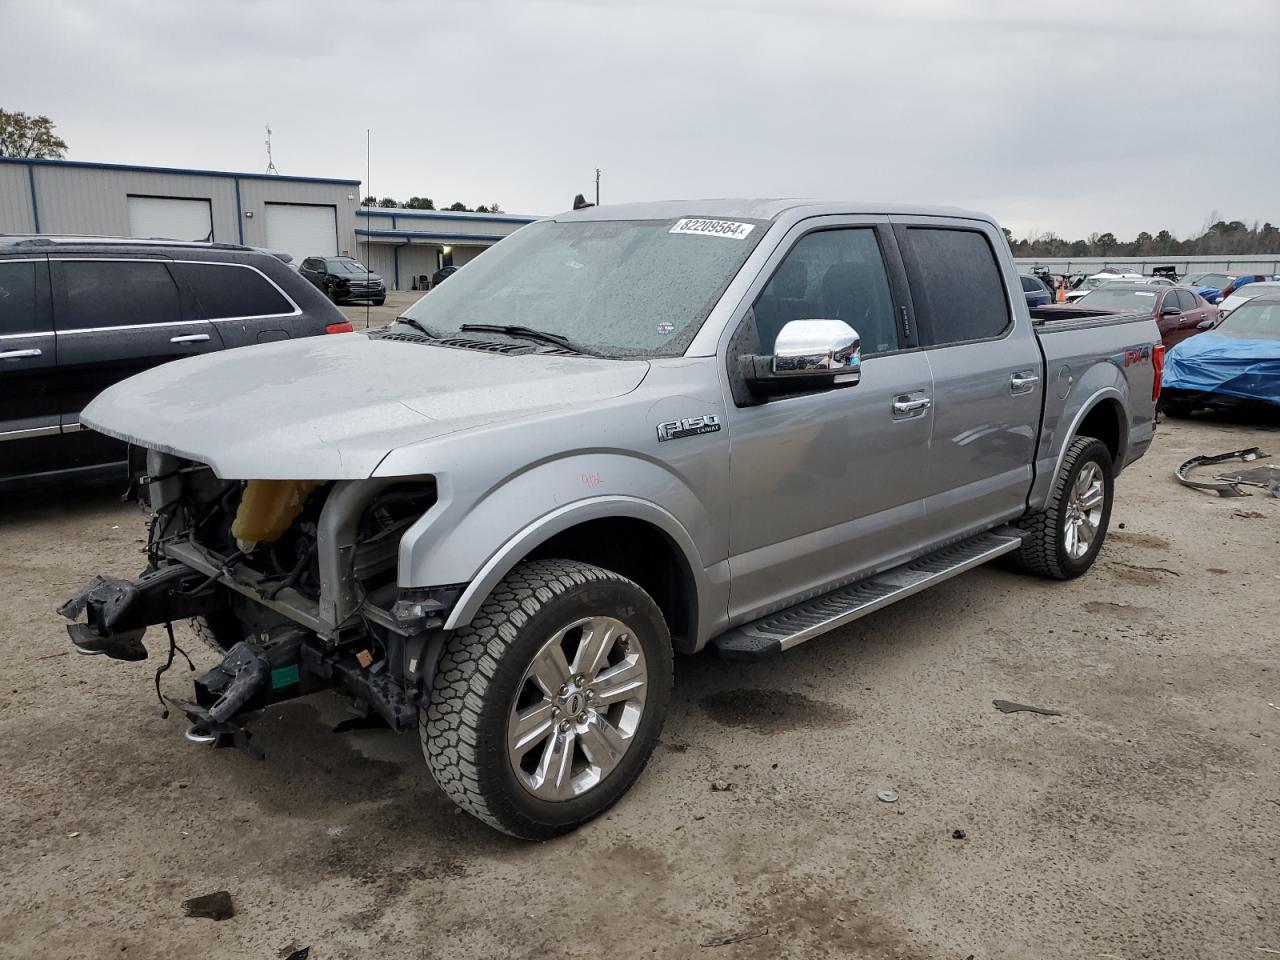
[[4, 0, 1278, 239]]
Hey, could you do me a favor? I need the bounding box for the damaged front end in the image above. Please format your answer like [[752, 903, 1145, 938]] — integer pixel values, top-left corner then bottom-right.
[[58, 450, 456, 755]]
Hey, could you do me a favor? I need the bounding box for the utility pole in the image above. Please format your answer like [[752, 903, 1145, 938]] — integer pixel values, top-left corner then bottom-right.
[[595, 168, 601, 206]]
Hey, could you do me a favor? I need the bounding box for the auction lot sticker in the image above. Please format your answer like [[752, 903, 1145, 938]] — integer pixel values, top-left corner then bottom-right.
[[670, 218, 755, 239]]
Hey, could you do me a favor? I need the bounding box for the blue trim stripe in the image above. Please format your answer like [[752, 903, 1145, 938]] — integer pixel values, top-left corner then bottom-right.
[[233, 176, 244, 244], [26, 162, 40, 232], [358, 207, 537, 225], [356, 228, 508, 242], [0, 155, 360, 186]]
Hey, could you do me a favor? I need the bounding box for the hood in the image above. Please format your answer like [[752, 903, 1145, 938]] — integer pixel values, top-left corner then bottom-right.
[[1163, 332, 1280, 404], [82, 333, 650, 479]]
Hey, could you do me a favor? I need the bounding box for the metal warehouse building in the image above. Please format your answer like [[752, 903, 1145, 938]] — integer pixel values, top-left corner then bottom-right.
[[357, 207, 538, 290], [0, 157, 362, 266]]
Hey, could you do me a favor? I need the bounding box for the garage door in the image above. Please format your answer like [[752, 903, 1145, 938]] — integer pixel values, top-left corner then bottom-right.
[[264, 203, 338, 265], [127, 196, 213, 242]]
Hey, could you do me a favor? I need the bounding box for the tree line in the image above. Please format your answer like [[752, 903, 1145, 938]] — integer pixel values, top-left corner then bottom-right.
[[361, 196, 504, 214], [1005, 218, 1280, 259]]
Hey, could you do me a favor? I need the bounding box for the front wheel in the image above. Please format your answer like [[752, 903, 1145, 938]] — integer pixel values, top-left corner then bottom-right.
[[1010, 436, 1114, 579], [422, 559, 673, 839]]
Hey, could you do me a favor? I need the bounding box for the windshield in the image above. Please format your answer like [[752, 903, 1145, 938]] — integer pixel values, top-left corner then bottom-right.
[[1076, 288, 1160, 312], [1216, 300, 1280, 339], [1226, 283, 1280, 304], [1192, 273, 1232, 289], [399, 217, 766, 357], [328, 259, 372, 274]]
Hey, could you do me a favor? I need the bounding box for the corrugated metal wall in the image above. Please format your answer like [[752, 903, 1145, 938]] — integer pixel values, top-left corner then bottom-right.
[[1014, 255, 1280, 275], [239, 178, 359, 254], [0, 164, 36, 233], [0, 160, 359, 253]]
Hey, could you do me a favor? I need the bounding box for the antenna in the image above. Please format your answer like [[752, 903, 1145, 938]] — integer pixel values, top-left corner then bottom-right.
[[595, 167, 601, 206], [365, 128, 371, 330], [265, 124, 278, 175]]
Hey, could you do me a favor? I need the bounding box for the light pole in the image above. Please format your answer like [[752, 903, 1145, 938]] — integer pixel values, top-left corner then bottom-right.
[[595, 168, 601, 206]]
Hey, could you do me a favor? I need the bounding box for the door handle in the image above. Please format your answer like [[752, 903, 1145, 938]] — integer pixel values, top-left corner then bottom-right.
[[0, 348, 42, 360], [170, 333, 210, 344], [892, 397, 932, 414], [1010, 371, 1040, 394]]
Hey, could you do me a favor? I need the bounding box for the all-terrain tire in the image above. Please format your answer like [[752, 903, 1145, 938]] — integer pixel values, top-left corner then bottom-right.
[[422, 559, 673, 839], [1009, 436, 1114, 580]]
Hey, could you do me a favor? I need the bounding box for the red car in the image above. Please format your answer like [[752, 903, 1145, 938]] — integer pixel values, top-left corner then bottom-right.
[[1073, 282, 1219, 348]]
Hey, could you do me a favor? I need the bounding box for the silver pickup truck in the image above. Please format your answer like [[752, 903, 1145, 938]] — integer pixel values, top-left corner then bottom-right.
[[61, 200, 1164, 838]]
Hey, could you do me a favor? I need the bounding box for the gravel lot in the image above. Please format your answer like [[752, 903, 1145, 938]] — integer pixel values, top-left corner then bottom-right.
[[339, 290, 419, 330], [1, 414, 1277, 960]]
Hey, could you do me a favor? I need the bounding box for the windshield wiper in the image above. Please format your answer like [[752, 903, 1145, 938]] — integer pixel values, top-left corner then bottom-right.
[[394, 316, 437, 338], [458, 323, 602, 357]]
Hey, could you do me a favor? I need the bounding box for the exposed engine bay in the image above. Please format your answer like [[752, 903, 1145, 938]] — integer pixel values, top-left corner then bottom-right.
[[58, 450, 453, 755]]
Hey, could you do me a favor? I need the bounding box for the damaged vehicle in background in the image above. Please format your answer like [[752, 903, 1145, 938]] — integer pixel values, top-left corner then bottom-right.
[[1068, 281, 1219, 349], [59, 200, 1161, 839], [1159, 295, 1280, 418]]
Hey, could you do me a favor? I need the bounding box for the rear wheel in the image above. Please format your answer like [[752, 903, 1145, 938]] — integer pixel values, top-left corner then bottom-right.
[[422, 559, 672, 839], [1010, 436, 1114, 580]]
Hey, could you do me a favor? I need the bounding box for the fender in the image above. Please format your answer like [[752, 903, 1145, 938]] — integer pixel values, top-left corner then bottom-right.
[[393, 451, 729, 646], [441, 495, 723, 645], [1028, 379, 1128, 512]]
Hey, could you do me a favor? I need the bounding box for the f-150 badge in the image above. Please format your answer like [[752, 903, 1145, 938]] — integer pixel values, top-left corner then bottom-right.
[[656, 415, 722, 442]]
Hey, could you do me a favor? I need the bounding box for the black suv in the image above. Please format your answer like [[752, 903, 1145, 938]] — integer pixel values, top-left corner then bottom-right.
[[0, 236, 351, 486], [299, 256, 386, 305]]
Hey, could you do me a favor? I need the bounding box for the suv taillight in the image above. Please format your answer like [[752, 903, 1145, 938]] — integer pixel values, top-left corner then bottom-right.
[[1152, 343, 1165, 401], [326, 321, 354, 334]]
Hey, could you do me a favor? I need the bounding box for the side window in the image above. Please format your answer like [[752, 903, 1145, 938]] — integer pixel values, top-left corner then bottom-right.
[[60, 260, 181, 329], [904, 228, 1010, 346], [0, 260, 39, 334], [1020, 275, 1039, 293], [752, 228, 898, 355], [174, 262, 293, 319], [1174, 290, 1195, 311]]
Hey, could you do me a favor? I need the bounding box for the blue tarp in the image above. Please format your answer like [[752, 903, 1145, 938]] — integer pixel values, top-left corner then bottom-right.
[[1163, 332, 1280, 404]]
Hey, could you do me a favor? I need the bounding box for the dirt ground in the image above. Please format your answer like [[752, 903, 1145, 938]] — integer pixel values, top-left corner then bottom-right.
[[1, 414, 1277, 960]]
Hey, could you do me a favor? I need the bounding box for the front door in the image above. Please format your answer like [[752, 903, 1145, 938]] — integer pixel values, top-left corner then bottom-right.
[[892, 220, 1043, 542], [723, 219, 935, 624], [0, 256, 61, 480]]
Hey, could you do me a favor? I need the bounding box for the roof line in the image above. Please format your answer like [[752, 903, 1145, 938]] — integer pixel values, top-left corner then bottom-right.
[[1, 156, 361, 186], [355, 228, 508, 242], [357, 208, 538, 224]]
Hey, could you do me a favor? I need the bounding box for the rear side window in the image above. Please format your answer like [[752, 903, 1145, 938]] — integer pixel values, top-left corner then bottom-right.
[[904, 228, 1010, 346], [752, 228, 899, 355], [1177, 290, 1199, 311], [174, 262, 293, 319], [60, 260, 181, 328], [0, 260, 39, 334], [1020, 275, 1040, 293]]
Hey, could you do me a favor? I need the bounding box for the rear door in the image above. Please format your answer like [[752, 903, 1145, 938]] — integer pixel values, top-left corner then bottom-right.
[[170, 260, 305, 347], [50, 257, 223, 427], [892, 218, 1043, 543], [0, 256, 60, 478]]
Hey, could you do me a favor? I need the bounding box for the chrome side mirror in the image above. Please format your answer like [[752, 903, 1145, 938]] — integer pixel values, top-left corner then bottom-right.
[[740, 318, 862, 400], [772, 319, 861, 384]]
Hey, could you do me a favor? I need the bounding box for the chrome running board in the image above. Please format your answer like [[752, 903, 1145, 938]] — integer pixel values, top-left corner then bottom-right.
[[712, 528, 1024, 660]]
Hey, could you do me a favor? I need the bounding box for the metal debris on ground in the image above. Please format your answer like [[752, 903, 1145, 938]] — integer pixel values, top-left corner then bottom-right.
[[993, 699, 1063, 716], [1234, 510, 1266, 519], [182, 890, 234, 921], [701, 927, 768, 948], [952, 829, 967, 840], [877, 789, 898, 803], [282, 949, 310, 960], [1175, 447, 1276, 498]]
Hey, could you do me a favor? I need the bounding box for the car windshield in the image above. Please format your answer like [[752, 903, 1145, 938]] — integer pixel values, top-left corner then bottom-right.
[[1216, 300, 1280, 339], [328, 259, 372, 274], [1193, 274, 1232, 289], [399, 217, 766, 357], [1076, 287, 1160, 311]]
